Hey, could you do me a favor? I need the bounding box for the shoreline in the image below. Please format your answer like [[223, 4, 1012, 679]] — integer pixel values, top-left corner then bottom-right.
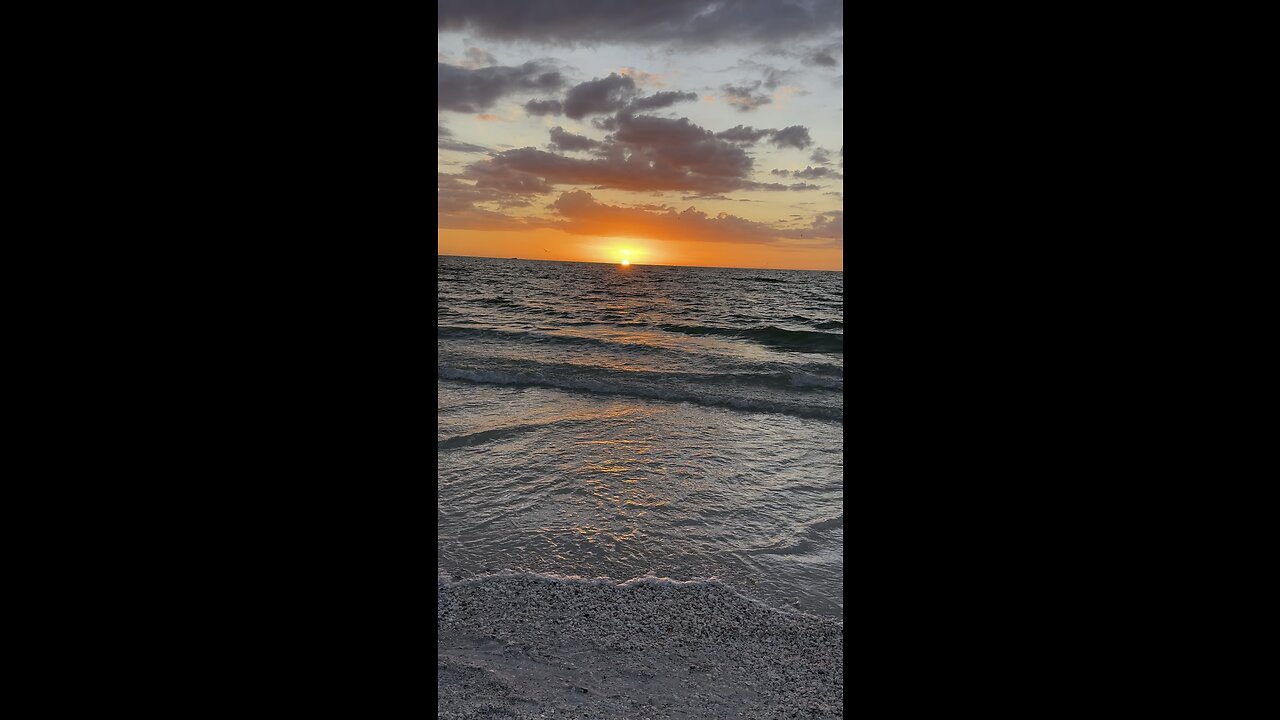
[[438, 572, 843, 719]]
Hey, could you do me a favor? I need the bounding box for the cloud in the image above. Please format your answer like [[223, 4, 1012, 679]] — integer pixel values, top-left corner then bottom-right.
[[765, 37, 843, 66], [438, 124, 489, 153], [608, 113, 755, 179], [438, 172, 543, 231], [524, 98, 564, 116], [627, 91, 699, 112], [438, 0, 844, 47], [463, 46, 498, 68], [802, 41, 843, 66], [714, 124, 815, 152], [548, 126, 600, 152], [721, 82, 773, 112], [773, 165, 841, 180], [471, 112, 759, 193], [715, 125, 776, 143], [722, 60, 799, 90], [439, 177, 842, 246], [810, 148, 832, 164], [476, 114, 500, 121], [804, 210, 842, 240], [563, 73, 637, 119], [618, 67, 665, 87], [769, 125, 812, 149], [549, 190, 836, 246], [439, 138, 491, 153], [438, 61, 564, 112], [465, 161, 555, 194], [591, 116, 619, 131], [456, 111, 825, 198]]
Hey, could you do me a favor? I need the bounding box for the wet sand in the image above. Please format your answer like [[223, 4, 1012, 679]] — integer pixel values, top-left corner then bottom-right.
[[438, 572, 843, 719]]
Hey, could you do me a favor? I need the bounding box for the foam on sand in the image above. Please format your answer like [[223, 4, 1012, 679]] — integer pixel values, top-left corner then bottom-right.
[[438, 571, 843, 719]]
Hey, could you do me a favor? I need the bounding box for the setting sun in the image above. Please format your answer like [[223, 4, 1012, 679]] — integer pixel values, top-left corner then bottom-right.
[[437, 0, 842, 272], [621, 259, 630, 266]]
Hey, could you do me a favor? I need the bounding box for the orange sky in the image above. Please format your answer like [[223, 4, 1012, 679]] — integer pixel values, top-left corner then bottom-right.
[[438, 228, 842, 271], [438, 3, 842, 272]]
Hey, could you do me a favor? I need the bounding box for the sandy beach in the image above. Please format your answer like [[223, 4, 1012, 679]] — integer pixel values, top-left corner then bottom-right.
[[438, 572, 843, 719]]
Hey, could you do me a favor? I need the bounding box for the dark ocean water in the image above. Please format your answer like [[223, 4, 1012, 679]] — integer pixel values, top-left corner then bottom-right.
[[438, 255, 844, 618]]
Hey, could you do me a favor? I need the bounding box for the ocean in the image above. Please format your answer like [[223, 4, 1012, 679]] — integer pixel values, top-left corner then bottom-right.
[[438, 254, 844, 620]]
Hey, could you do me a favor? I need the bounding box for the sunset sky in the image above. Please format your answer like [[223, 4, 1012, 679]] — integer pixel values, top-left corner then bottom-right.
[[438, 0, 843, 271]]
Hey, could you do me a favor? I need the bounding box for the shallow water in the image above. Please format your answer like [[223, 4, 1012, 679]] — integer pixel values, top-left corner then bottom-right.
[[438, 255, 844, 618]]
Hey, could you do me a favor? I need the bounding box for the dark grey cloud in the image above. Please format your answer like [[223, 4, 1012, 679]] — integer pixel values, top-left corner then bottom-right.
[[524, 98, 564, 116], [439, 125, 451, 136], [769, 125, 812, 150], [627, 91, 698, 112], [773, 165, 841, 180], [715, 124, 815, 153], [465, 162, 555, 194], [802, 41, 843, 66], [795, 167, 838, 179], [454, 109, 826, 199], [471, 112, 759, 193], [762, 66, 794, 90], [563, 73, 637, 119], [548, 126, 600, 152], [609, 113, 755, 179], [721, 82, 772, 112], [439, 0, 844, 47], [716, 125, 775, 143], [439, 138, 491, 153], [806, 210, 842, 239], [810, 147, 832, 164], [438, 61, 564, 112]]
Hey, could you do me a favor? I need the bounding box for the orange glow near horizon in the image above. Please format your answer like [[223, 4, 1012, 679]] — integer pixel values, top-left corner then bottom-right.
[[437, 228, 843, 271]]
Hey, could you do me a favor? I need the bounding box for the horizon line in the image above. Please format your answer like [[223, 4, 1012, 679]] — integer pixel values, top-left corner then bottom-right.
[[436, 253, 843, 273]]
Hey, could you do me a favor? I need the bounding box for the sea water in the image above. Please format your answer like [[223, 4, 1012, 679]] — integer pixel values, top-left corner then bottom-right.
[[438, 255, 844, 618]]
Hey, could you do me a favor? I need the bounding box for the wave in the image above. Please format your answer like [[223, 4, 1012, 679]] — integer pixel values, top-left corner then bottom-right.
[[659, 323, 844, 353], [438, 325, 689, 357], [438, 570, 839, 624], [814, 320, 843, 330], [438, 364, 842, 422], [441, 322, 845, 356], [438, 417, 594, 449]]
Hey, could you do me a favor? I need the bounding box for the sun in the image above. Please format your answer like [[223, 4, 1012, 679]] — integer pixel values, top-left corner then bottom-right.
[[620, 258, 630, 266]]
